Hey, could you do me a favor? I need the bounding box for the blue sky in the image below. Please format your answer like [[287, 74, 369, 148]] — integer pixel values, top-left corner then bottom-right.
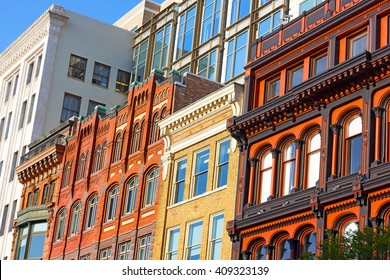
[[0, 0, 165, 53]]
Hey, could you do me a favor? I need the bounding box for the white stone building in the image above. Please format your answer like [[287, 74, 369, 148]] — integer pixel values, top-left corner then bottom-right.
[[0, 4, 134, 259]]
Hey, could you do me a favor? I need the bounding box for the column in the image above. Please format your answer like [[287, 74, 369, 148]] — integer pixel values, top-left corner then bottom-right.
[[329, 124, 342, 178], [287, 238, 298, 260], [247, 158, 258, 205], [265, 245, 274, 260], [270, 149, 280, 198], [372, 107, 385, 164], [293, 139, 304, 191]]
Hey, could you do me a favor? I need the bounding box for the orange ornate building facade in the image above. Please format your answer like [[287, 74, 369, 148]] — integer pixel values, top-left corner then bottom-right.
[[44, 70, 222, 260], [227, 0, 390, 260]]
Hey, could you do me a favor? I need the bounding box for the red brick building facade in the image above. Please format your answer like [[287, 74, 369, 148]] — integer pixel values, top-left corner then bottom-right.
[[46, 70, 222, 260], [228, 0, 390, 260]]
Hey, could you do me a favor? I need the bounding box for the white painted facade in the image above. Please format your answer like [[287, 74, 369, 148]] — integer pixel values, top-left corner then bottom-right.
[[0, 5, 133, 259]]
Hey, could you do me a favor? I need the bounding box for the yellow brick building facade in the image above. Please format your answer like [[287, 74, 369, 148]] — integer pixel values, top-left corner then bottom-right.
[[154, 83, 243, 260]]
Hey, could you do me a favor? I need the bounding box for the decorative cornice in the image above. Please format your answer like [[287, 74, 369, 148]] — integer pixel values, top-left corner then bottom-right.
[[0, 5, 69, 76], [228, 49, 390, 138], [241, 212, 314, 238]]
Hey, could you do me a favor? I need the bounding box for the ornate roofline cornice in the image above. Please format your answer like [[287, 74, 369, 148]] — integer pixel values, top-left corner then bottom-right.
[[0, 5, 68, 76], [228, 48, 390, 139], [160, 83, 244, 135]]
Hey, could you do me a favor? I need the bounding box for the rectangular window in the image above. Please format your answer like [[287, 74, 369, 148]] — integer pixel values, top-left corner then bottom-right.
[[312, 53, 328, 76], [16, 226, 28, 259], [4, 81, 12, 103], [0, 161, 3, 177], [225, 31, 247, 81], [299, 0, 325, 15], [115, 70, 131, 93], [193, 148, 210, 196], [8, 200, 17, 232], [266, 76, 280, 101], [118, 241, 131, 260], [92, 62, 111, 88], [0, 118, 5, 141], [288, 65, 304, 89], [18, 100, 27, 129], [258, 10, 281, 37], [12, 74, 19, 96], [137, 234, 151, 260], [131, 40, 149, 83], [230, 0, 250, 24], [186, 220, 203, 260], [27, 94, 36, 124], [216, 139, 230, 188], [152, 25, 171, 70], [0, 204, 9, 236], [26, 62, 34, 85], [35, 55, 42, 78], [209, 213, 224, 260], [176, 7, 196, 59], [87, 100, 105, 115], [100, 247, 112, 260], [4, 112, 12, 140], [201, 0, 222, 43], [166, 227, 180, 260], [197, 50, 217, 80], [68, 54, 87, 81], [60, 93, 81, 122], [173, 159, 186, 204], [350, 32, 367, 58], [28, 222, 47, 259]]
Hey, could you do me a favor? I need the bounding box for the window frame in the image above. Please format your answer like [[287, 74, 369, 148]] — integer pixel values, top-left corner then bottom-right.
[[176, 6, 197, 59], [55, 208, 66, 242], [348, 31, 368, 59], [185, 219, 203, 260], [165, 227, 180, 260], [131, 40, 149, 83], [344, 114, 363, 175], [118, 241, 132, 260], [225, 31, 248, 82], [257, 149, 272, 204], [67, 54, 87, 81], [215, 139, 230, 189], [123, 177, 138, 215], [201, 0, 222, 43], [288, 64, 304, 90], [258, 10, 281, 38], [197, 50, 217, 80], [311, 52, 328, 77], [105, 185, 120, 222], [112, 133, 122, 163], [281, 140, 296, 197], [26, 61, 35, 85], [92, 62, 111, 88], [69, 201, 82, 236], [192, 147, 210, 197], [152, 24, 171, 70], [100, 247, 112, 260], [172, 158, 187, 205], [60, 93, 81, 122], [208, 212, 224, 260], [305, 131, 321, 189], [266, 75, 281, 102], [143, 167, 159, 207], [85, 194, 98, 230], [115, 69, 131, 93], [137, 234, 152, 260]]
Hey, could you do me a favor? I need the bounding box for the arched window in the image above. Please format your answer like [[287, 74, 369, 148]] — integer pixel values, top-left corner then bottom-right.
[[69, 202, 82, 236], [258, 150, 272, 203], [55, 208, 66, 241], [253, 243, 267, 260], [277, 238, 291, 260], [144, 167, 159, 207], [124, 177, 138, 214], [93, 145, 101, 172], [282, 141, 296, 196], [150, 113, 159, 144], [345, 115, 362, 175], [85, 194, 98, 230], [306, 132, 321, 188], [62, 162, 71, 188], [100, 141, 107, 170], [113, 134, 122, 162], [342, 220, 358, 238], [302, 231, 316, 259], [77, 153, 86, 180], [106, 185, 120, 222], [132, 124, 139, 154], [42, 181, 54, 204]]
